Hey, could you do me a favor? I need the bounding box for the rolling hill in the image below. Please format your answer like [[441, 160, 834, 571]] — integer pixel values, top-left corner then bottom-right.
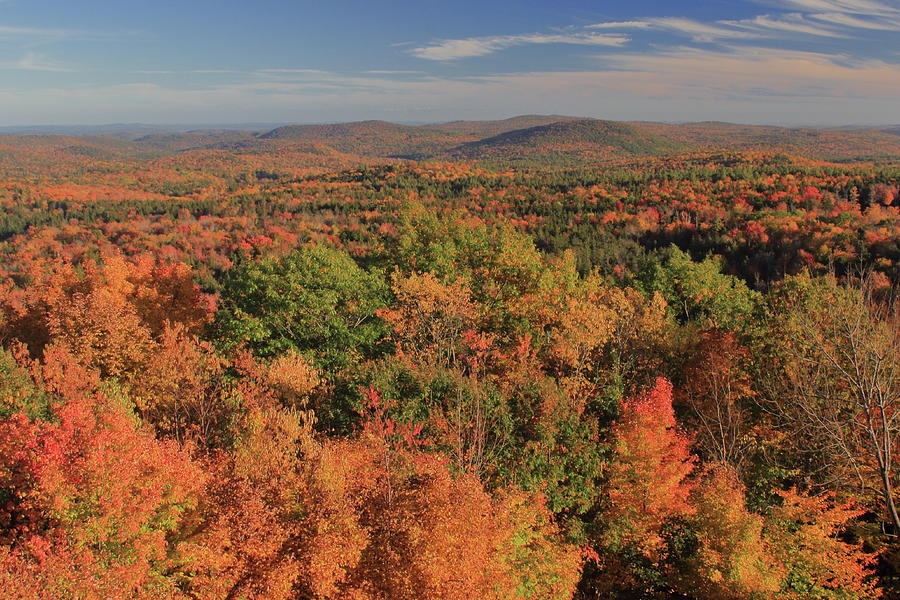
[[446, 119, 687, 164], [133, 130, 260, 151], [255, 120, 460, 157], [634, 121, 900, 161]]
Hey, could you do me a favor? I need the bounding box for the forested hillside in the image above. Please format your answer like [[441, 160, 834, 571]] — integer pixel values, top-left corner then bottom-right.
[[1, 125, 899, 599]]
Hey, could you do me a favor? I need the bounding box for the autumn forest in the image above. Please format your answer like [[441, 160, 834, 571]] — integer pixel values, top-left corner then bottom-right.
[[1, 116, 900, 600]]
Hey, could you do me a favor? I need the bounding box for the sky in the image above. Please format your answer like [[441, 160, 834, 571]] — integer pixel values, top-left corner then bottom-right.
[[1, 0, 899, 126]]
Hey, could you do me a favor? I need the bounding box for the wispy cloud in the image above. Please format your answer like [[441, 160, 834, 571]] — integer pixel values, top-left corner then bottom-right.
[[753, 0, 900, 34], [810, 11, 900, 28], [640, 17, 758, 42], [588, 14, 848, 41], [599, 45, 900, 99], [768, 0, 900, 16], [409, 31, 629, 61], [1, 52, 71, 72], [723, 14, 847, 37], [587, 21, 652, 30], [583, 2, 900, 42]]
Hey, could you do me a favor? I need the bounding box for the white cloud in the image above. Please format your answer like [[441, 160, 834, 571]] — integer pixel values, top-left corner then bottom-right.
[[589, 14, 854, 41], [809, 10, 900, 28], [409, 31, 629, 61], [1, 52, 70, 72], [587, 21, 653, 30], [589, 17, 756, 41], [766, 0, 900, 17], [591, 15, 835, 42], [584, 3, 900, 42], [639, 17, 758, 42], [722, 14, 847, 37], [599, 45, 900, 99]]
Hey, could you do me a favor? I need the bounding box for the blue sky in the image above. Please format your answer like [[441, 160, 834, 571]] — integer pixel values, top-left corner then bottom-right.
[[1, 0, 899, 125]]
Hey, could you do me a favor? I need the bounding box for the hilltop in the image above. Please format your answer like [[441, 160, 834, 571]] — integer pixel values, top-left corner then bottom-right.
[[255, 120, 456, 157], [636, 121, 900, 161], [428, 114, 585, 137], [445, 119, 686, 164]]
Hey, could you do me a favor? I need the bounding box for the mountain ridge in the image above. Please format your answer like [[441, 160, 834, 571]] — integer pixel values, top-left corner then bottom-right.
[[2, 116, 900, 165]]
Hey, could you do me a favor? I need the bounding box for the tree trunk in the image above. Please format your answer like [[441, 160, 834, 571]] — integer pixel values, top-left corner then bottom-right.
[[881, 466, 900, 535]]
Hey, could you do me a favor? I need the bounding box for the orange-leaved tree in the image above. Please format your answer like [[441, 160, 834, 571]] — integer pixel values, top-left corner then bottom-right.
[[0, 345, 206, 599], [602, 376, 695, 560], [589, 376, 695, 596], [765, 490, 880, 600]]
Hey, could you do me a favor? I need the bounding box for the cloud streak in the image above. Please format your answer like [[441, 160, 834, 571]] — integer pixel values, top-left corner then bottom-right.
[[723, 14, 847, 37], [809, 11, 900, 28], [14, 52, 70, 72], [0, 52, 71, 72], [587, 21, 652, 30], [768, 0, 900, 16], [638, 17, 758, 42], [599, 45, 900, 99], [580, 2, 900, 43], [408, 31, 629, 61], [587, 13, 857, 40]]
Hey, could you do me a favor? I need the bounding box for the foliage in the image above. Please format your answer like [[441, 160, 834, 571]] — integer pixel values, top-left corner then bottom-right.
[[641, 246, 761, 331], [0, 132, 898, 597], [215, 244, 389, 370], [588, 377, 695, 597], [0, 347, 205, 598], [765, 490, 880, 600], [672, 466, 782, 600]]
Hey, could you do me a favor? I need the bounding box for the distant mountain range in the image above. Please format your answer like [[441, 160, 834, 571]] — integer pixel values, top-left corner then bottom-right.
[[3, 116, 900, 166]]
